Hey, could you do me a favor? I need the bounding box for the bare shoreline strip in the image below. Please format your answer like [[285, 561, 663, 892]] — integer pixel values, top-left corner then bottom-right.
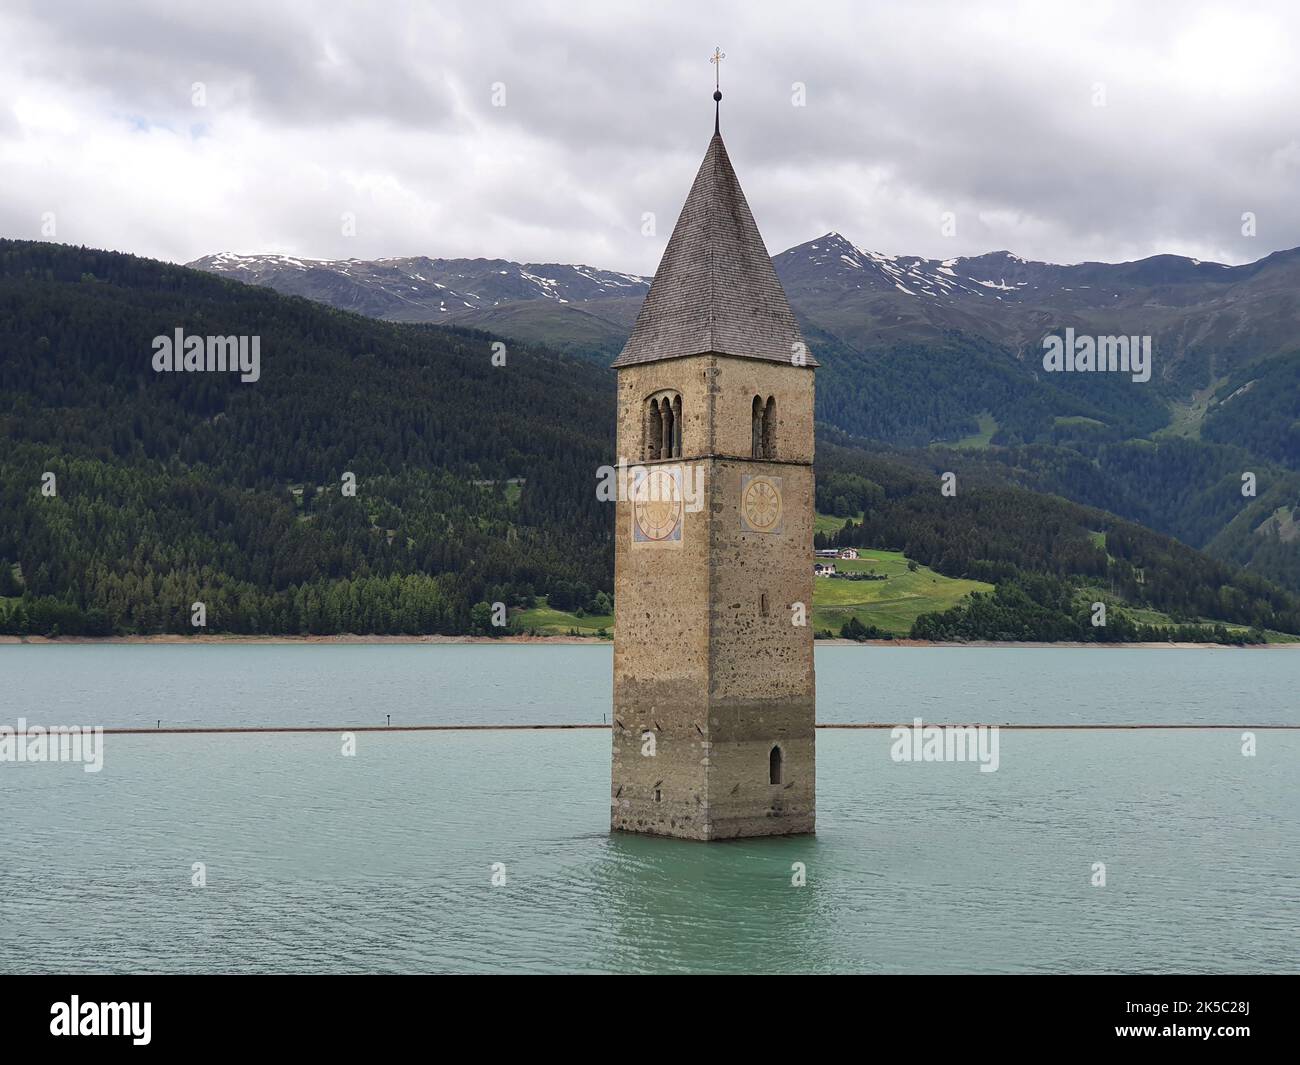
[[2, 635, 1297, 649], [94, 723, 1300, 735]]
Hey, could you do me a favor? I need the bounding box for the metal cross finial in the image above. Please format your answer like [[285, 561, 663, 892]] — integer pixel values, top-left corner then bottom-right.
[[710, 47, 725, 134]]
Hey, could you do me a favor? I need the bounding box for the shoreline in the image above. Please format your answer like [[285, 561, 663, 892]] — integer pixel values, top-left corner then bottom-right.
[[0, 634, 1294, 649]]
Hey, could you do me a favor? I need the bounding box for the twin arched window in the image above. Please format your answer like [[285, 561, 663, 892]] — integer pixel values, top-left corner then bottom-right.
[[645, 392, 682, 460], [642, 391, 773, 459], [752, 395, 776, 459]]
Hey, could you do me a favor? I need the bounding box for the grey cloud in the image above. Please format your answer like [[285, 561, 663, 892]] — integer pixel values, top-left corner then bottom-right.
[[2, 0, 1297, 273], [7, 0, 461, 130]]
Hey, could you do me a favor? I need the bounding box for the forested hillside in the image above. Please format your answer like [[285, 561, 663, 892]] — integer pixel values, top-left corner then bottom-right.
[[903, 437, 1300, 594], [2, 240, 1297, 641], [815, 439, 1300, 640], [0, 240, 613, 636], [193, 235, 1300, 593], [1202, 350, 1300, 468]]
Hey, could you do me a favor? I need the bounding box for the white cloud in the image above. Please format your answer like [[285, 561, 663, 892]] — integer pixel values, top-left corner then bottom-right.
[[1, 0, 1297, 272]]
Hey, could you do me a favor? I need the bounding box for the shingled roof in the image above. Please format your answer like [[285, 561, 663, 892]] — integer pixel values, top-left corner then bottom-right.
[[611, 132, 817, 369]]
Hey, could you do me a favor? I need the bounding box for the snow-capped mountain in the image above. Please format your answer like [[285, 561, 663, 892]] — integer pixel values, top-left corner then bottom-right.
[[774, 232, 1300, 371], [773, 231, 1257, 308], [775, 232, 1044, 300], [188, 251, 649, 324], [190, 233, 1300, 383]]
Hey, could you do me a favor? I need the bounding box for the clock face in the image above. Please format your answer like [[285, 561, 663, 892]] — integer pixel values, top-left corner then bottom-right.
[[741, 474, 783, 534], [632, 467, 683, 543]]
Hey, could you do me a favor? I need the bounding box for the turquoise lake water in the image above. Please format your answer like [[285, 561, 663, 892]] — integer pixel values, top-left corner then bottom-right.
[[1, 643, 1296, 728], [0, 645, 1296, 973]]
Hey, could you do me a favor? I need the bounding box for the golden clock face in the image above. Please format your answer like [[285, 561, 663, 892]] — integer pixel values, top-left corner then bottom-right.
[[632, 467, 683, 543], [741, 474, 783, 533]]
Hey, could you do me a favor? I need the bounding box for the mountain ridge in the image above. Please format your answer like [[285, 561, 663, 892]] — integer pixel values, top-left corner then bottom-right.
[[190, 233, 1300, 390], [188, 250, 649, 324]]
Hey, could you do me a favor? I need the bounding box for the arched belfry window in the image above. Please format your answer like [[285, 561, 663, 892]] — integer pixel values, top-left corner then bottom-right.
[[644, 391, 682, 460], [752, 395, 777, 459], [769, 745, 783, 786], [646, 399, 663, 461]]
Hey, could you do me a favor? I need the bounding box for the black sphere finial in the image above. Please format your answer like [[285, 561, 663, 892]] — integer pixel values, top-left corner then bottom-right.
[[713, 90, 722, 102]]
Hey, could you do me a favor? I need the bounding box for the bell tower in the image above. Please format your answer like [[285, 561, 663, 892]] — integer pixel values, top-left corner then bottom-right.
[[610, 67, 817, 841]]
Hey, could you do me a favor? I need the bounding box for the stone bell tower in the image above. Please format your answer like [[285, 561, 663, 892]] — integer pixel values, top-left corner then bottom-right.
[[610, 73, 817, 841]]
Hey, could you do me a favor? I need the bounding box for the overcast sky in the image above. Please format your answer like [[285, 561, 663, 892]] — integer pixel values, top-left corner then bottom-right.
[[2, 0, 1297, 274]]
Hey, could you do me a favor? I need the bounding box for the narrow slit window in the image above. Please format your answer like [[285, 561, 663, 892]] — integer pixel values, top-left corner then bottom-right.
[[769, 745, 783, 786]]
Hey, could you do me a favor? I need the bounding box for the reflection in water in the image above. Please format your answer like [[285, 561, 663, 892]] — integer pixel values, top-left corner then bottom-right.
[[596, 832, 837, 974]]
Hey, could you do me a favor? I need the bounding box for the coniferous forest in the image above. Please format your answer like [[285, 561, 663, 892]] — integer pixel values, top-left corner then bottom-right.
[[0, 241, 612, 636], [2, 239, 1298, 641]]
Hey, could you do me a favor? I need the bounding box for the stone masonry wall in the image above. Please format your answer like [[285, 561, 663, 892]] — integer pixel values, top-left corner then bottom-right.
[[612, 353, 816, 840]]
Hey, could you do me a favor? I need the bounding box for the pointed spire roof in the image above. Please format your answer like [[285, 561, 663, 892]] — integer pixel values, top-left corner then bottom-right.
[[612, 132, 817, 368]]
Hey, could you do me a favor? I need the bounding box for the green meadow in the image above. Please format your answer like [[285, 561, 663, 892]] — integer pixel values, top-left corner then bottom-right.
[[948, 411, 999, 449], [513, 601, 613, 636], [810, 549, 991, 636], [514, 522, 992, 637]]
